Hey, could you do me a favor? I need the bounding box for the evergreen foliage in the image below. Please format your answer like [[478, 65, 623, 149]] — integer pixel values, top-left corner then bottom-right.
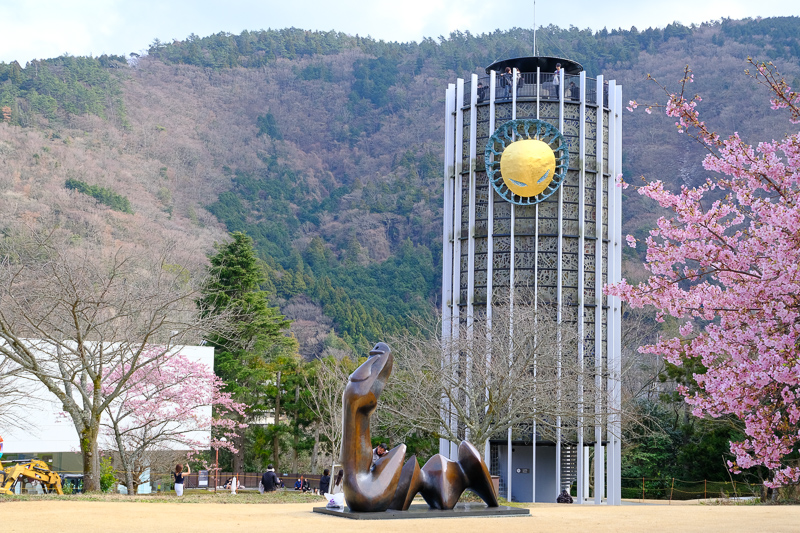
[[207, 163, 437, 352], [64, 178, 134, 214], [197, 232, 299, 471], [719, 16, 800, 59], [256, 112, 282, 139], [4, 20, 796, 353], [198, 231, 296, 388], [351, 56, 398, 107], [140, 21, 720, 77], [0, 54, 127, 125], [622, 401, 746, 484]]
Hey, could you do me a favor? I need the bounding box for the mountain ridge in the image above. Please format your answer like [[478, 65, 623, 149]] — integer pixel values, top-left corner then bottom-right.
[[1, 17, 798, 357]]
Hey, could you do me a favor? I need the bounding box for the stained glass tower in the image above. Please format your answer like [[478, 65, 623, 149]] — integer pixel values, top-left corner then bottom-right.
[[440, 56, 622, 504]]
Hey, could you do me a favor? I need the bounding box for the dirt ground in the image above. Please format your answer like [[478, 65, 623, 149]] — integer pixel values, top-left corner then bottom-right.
[[3, 499, 799, 533]]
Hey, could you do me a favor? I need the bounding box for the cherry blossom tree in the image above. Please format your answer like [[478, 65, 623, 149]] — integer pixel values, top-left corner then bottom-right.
[[608, 60, 800, 487], [102, 348, 246, 494]]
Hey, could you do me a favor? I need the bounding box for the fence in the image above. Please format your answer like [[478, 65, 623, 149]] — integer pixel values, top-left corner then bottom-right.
[[464, 73, 602, 107], [620, 477, 764, 501], [154, 471, 324, 492], [6, 467, 326, 493]]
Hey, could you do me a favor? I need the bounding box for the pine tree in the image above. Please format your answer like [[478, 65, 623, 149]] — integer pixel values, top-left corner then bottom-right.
[[197, 232, 298, 473]]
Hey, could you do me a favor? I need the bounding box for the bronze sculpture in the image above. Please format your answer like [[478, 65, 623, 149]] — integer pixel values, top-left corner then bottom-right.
[[341, 342, 499, 512]]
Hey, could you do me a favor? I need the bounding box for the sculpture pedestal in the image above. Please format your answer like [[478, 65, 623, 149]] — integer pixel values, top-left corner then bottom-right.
[[312, 502, 530, 520]]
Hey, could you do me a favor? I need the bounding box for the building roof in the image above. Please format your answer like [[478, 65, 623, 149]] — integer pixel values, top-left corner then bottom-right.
[[485, 56, 583, 75]]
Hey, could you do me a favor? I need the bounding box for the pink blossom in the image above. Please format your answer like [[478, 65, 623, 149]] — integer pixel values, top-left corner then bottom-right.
[[606, 61, 800, 488], [102, 347, 248, 474]]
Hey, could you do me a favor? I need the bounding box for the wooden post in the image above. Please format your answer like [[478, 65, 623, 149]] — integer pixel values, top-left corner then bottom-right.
[[670, 478, 675, 504], [704, 479, 707, 500], [642, 477, 645, 501]]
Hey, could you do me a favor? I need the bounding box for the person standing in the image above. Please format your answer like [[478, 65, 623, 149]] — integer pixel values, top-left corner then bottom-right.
[[174, 463, 190, 497], [553, 63, 562, 96], [501, 67, 513, 99], [331, 469, 344, 495], [477, 82, 487, 103], [569, 81, 579, 100], [261, 464, 280, 493], [319, 468, 331, 495]]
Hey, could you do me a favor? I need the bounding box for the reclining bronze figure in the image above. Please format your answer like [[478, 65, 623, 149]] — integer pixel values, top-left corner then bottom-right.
[[341, 342, 499, 512]]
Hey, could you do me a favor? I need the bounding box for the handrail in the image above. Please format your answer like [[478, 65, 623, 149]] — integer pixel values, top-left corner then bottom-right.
[[465, 72, 602, 107]]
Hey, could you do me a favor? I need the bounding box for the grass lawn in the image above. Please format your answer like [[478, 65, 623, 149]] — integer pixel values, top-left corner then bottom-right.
[[0, 488, 326, 504]]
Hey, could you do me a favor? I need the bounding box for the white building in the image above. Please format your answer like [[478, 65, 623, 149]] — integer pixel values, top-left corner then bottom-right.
[[440, 56, 622, 504]]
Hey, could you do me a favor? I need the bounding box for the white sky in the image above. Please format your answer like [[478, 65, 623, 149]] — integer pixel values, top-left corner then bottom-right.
[[1, 0, 797, 64]]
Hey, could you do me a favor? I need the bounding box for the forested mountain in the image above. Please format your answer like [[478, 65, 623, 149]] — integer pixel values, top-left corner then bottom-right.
[[1, 17, 799, 358]]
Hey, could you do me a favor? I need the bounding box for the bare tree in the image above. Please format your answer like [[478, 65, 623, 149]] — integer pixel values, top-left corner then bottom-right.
[[616, 304, 690, 452], [303, 351, 360, 472], [380, 291, 615, 452], [620, 306, 666, 405], [0, 226, 220, 491], [0, 358, 29, 430]]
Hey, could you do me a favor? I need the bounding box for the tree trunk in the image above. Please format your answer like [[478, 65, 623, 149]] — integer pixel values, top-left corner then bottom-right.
[[124, 466, 136, 496], [80, 425, 101, 492], [292, 432, 299, 475], [113, 429, 136, 495], [291, 384, 300, 474], [232, 429, 246, 475], [273, 371, 282, 469], [310, 425, 320, 475]]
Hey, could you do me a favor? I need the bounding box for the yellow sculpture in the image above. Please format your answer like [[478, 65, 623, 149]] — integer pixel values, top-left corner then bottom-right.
[[499, 138, 556, 197]]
